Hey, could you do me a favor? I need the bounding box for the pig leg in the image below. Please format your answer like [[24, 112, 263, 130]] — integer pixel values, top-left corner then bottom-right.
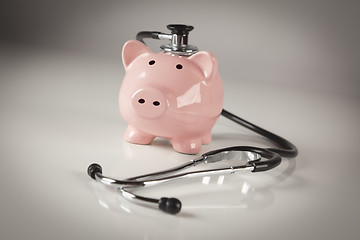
[[171, 138, 202, 154], [124, 125, 155, 145], [201, 132, 212, 144]]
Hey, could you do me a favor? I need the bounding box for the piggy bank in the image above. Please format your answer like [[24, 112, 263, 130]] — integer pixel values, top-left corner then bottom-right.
[[119, 40, 223, 154]]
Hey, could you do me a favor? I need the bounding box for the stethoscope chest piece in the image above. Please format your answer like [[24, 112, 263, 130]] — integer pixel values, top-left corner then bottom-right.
[[159, 24, 198, 55]]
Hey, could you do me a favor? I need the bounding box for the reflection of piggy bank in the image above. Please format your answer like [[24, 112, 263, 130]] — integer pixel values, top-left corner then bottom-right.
[[119, 40, 224, 154]]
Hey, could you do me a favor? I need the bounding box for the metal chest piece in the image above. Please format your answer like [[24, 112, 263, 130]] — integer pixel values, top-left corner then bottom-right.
[[160, 24, 198, 56], [136, 24, 198, 56]]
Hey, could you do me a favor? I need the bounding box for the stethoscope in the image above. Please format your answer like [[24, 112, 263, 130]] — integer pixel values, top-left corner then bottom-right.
[[87, 25, 298, 214]]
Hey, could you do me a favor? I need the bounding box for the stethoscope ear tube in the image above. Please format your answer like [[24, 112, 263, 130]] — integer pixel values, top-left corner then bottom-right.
[[88, 163, 182, 214]]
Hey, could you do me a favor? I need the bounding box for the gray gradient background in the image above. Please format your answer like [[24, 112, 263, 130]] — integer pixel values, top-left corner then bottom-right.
[[1, 0, 360, 240], [1, 0, 359, 96]]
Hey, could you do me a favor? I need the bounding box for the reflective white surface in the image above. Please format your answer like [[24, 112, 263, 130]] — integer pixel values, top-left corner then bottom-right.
[[1, 44, 359, 240]]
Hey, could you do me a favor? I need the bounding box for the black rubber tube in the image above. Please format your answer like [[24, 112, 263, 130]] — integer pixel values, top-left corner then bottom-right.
[[221, 109, 298, 172], [221, 109, 298, 158], [136, 31, 162, 43]]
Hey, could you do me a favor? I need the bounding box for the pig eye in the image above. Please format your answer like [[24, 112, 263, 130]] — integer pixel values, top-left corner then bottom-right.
[[176, 64, 183, 70], [149, 60, 155, 65]]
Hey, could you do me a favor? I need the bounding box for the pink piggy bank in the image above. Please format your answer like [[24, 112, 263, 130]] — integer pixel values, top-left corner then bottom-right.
[[119, 40, 224, 154]]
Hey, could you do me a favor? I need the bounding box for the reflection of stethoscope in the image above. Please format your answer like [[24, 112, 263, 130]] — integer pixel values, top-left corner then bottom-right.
[[87, 25, 298, 214]]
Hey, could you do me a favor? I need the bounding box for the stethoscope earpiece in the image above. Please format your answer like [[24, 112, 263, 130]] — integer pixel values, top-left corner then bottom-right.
[[159, 197, 182, 214], [88, 163, 102, 180]]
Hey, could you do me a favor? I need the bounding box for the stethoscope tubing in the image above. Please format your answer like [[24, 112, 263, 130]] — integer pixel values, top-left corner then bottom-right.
[[221, 109, 298, 158], [88, 109, 298, 214]]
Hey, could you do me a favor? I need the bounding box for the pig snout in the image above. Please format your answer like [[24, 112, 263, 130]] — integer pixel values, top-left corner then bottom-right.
[[131, 88, 168, 119]]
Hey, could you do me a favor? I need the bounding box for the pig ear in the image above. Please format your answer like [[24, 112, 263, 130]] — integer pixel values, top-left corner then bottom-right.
[[122, 40, 152, 70], [188, 51, 218, 82]]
